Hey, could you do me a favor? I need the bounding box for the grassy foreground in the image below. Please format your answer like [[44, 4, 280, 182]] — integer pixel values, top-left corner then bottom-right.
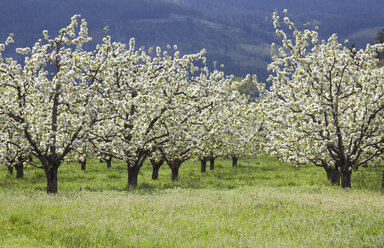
[[0, 157, 383, 247]]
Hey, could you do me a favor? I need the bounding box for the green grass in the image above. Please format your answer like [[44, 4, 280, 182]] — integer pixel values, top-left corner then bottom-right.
[[0, 156, 383, 247]]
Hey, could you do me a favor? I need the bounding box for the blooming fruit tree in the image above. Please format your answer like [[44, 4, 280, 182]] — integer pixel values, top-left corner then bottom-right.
[[89, 36, 222, 186], [0, 16, 107, 193], [155, 65, 240, 181], [260, 11, 384, 188]]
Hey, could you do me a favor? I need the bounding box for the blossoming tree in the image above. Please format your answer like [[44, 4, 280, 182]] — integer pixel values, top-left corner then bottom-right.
[[89, 36, 220, 186], [0, 16, 108, 193], [155, 66, 239, 181], [261, 11, 384, 188]]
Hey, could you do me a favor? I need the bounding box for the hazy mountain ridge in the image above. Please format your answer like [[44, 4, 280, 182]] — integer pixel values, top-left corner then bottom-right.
[[1, 0, 383, 80]]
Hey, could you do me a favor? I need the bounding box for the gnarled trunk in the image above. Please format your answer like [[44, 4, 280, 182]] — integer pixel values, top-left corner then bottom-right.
[[127, 153, 148, 187], [200, 158, 207, 173], [324, 166, 340, 186], [150, 159, 164, 180], [232, 156, 238, 167], [171, 167, 180, 182], [167, 159, 182, 182], [340, 169, 352, 189], [14, 163, 24, 179], [209, 158, 215, 171], [128, 165, 139, 187], [80, 158, 86, 171], [44, 166, 58, 194]]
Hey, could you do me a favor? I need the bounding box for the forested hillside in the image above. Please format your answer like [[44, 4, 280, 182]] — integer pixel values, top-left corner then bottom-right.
[[1, 0, 384, 80]]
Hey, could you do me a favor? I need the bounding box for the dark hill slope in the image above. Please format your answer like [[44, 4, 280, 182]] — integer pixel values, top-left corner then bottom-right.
[[1, 0, 383, 80]]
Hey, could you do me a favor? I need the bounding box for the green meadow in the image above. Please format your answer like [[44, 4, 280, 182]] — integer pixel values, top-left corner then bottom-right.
[[1, 157, 383, 247]]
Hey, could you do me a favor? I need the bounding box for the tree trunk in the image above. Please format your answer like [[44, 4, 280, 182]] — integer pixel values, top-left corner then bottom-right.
[[105, 156, 112, 168], [200, 159, 207, 173], [44, 166, 58, 194], [340, 169, 352, 189], [14, 163, 24, 179], [127, 166, 139, 187], [324, 167, 341, 186], [150, 159, 164, 180], [209, 158, 215, 171], [171, 166, 180, 182], [127, 152, 149, 187], [232, 156, 238, 167], [167, 159, 182, 182], [80, 158, 86, 171], [7, 165, 13, 175], [382, 169, 384, 193]]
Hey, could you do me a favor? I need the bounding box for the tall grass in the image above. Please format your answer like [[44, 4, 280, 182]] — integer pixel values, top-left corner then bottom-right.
[[0, 157, 383, 247]]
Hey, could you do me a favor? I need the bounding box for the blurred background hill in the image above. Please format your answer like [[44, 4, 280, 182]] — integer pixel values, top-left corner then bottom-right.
[[1, 0, 384, 81]]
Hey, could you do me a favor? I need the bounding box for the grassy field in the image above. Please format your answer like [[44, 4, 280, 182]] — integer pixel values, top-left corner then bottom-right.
[[0, 157, 383, 247]]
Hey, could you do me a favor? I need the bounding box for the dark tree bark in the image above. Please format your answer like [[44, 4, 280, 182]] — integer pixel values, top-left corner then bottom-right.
[[150, 159, 164, 180], [324, 166, 341, 186], [127, 152, 149, 187], [382, 169, 384, 193], [171, 166, 180, 182], [209, 158, 215, 171], [167, 159, 182, 182], [14, 163, 24, 179], [200, 158, 207, 173], [80, 158, 86, 171], [39, 154, 62, 194], [105, 156, 112, 168], [7, 165, 13, 175], [128, 166, 139, 186], [232, 156, 238, 167], [44, 166, 59, 194], [340, 169, 352, 189]]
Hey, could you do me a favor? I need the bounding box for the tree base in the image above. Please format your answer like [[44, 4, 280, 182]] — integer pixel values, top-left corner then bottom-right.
[[201, 159, 207, 173]]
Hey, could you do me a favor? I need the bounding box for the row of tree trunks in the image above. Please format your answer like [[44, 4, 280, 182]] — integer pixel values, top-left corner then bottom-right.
[[200, 158, 215, 173], [82, 156, 113, 171], [7, 155, 383, 191]]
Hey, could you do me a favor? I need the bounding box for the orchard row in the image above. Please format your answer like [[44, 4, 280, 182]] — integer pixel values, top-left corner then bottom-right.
[[1, 11, 384, 193]]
